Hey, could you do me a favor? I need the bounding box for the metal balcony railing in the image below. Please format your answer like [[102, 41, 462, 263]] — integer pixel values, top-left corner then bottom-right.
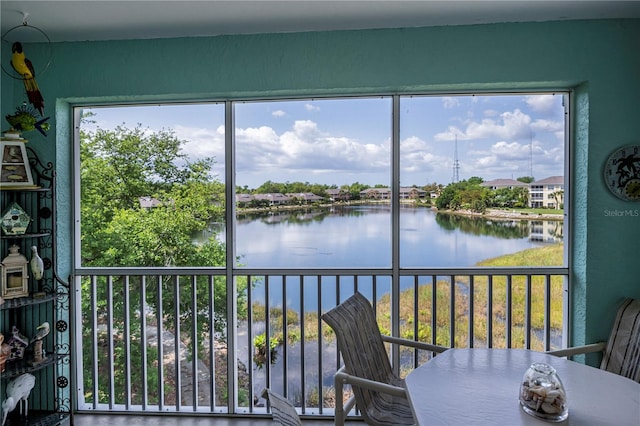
[[73, 266, 569, 418]]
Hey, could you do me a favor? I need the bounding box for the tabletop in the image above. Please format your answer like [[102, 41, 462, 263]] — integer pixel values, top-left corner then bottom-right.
[[404, 348, 640, 425]]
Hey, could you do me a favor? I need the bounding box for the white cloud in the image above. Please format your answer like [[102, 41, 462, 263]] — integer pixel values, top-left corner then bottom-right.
[[530, 118, 563, 133], [305, 103, 320, 112], [400, 136, 439, 173], [272, 110, 286, 117], [434, 109, 532, 142], [175, 124, 224, 159], [232, 119, 390, 186], [400, 135, 429, 152], [442, 97, 460, 109], [525, 95, 557, 112], [433, 126, 466, 141]]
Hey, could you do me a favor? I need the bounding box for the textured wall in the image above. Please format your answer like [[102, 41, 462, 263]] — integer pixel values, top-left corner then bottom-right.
[[3, 18, 639, 348]]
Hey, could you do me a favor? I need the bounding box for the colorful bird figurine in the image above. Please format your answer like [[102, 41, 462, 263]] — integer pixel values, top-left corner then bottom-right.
[[11, 42, 45, 116], [30, 246, 44, 281], [1, 373, 36, 426]]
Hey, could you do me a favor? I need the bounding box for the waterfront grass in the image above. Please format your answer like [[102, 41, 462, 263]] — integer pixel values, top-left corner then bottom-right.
[[374, 243, 565, 351], [251, 243, 564, 361]]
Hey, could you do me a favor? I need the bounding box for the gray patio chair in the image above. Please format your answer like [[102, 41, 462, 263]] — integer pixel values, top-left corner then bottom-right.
[[547, 298, 640, 382], [321, 291, 448, 426], [261, 388, 302, 426]]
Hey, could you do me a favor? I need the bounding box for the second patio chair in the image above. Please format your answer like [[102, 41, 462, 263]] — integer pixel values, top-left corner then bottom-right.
[[261, 388, 302, 426], [322, 291, 447, 426], [547, 297, 640, 382]]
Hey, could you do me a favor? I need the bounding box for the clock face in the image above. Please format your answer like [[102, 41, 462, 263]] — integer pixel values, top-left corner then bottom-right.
[[603, 145, 640, 201]]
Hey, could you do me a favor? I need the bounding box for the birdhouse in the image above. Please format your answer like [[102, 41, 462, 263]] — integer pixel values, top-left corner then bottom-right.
[[1, 201, 31, 236], [0, 332, 11, 372], [1, 245, 30, 299], [6, 326, 28, 362]]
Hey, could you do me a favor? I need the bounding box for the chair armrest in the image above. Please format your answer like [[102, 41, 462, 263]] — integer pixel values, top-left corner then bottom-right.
[[381, 335, 448, 353], [546, 342, 606, 358], [335, 366, 407, 397]]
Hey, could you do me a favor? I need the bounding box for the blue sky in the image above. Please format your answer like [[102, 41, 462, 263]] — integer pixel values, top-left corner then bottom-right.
[[80, 93, 566, 188]]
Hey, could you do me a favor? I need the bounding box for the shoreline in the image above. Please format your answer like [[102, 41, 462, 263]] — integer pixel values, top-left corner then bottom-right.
[[237, 200, 564, 221], [438, 208, 563, 221]]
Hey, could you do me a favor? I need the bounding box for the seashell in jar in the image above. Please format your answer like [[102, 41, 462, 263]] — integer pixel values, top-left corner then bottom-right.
[[541, 402, 563, 414]]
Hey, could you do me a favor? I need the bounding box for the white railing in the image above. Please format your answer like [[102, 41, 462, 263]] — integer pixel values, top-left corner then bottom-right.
[[73, 266, 569, 418]]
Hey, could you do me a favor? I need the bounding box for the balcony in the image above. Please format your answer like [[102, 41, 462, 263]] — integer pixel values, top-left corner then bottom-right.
[[73, 265, 568, 421]]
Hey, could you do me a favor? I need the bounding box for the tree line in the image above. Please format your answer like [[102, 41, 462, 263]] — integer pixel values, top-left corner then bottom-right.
[[237, 176, 552, 214]]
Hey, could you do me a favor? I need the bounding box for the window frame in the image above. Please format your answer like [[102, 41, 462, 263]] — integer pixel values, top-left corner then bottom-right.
[[73, 90, 571, 271]]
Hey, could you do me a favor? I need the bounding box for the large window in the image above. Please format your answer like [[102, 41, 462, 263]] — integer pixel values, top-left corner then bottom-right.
[[76, 93, 567, 270], [74, 92, 568, 413]]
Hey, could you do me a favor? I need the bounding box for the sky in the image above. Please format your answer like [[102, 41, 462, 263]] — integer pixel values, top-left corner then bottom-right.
[[80, 93, 566, 189]]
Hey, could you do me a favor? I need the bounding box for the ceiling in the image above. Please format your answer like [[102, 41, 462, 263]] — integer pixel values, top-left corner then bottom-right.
[[2, 0, 640, 43]]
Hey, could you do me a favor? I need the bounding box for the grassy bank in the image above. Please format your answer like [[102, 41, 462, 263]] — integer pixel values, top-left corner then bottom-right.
[[375, 243, 564, 351], [250, 243, 565, 364]]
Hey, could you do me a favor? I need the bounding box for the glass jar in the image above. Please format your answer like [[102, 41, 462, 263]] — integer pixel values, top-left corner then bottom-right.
[[519, 362, 568, 422]]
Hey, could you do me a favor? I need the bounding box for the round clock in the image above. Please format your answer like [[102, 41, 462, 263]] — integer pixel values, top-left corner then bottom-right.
[[603, 145, 640, 201]]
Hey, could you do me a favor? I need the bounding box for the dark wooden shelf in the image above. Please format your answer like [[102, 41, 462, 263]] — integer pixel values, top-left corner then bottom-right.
[[4, 410, 69, 426], [0, 293, 58, 311], [0, 232, 51, 240], [0, 352, 64, 381], [0, 187, 50, 193], [1, 150, 67, 426]]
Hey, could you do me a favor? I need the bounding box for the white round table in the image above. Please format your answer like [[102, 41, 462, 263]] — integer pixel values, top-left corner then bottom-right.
[[405, 348, 640, 425]]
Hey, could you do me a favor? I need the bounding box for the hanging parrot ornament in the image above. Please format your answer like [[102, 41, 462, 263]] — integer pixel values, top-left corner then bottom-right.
[[11, 42, 45, 116]]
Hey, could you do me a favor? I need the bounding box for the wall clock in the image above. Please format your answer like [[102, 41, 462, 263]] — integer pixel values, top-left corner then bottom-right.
[[603, 144, 640, 201]]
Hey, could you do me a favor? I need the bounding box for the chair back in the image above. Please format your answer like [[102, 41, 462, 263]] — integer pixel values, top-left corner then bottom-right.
[[261, 388, 302, 426], [321, 292, 396, 414], [600, 298, 640, 382]]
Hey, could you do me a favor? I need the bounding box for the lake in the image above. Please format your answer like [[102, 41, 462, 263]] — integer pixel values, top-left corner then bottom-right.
[[193, 204, 563, 309], [225, 204, 562, 268]]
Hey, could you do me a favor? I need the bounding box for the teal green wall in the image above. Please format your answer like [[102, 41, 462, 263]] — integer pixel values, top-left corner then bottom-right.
[[3, 18, 639, 349]]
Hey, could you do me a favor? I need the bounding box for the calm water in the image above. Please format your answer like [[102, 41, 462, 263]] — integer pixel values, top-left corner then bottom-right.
[[230, 204, 559, 268], [197, 204, 563, 309]]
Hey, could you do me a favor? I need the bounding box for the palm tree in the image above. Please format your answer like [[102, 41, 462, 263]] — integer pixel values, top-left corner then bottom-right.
[[551, 190, 564, 209]]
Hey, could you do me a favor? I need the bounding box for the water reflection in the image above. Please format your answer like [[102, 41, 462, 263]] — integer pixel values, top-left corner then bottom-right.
[[434, 213, 530, 239], [195, 204, 563, 268]]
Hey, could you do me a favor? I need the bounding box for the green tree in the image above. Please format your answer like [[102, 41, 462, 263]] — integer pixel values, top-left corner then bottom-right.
[[551, 190, 564, 209], [467, 176, 484, 185], [517, 176, 535, 183], [346, 181, 370, 200], [422, 182, 444, 195], [80, 123, 247, 405], [514, 186, 530, 208], [435, 179, 490, 211]]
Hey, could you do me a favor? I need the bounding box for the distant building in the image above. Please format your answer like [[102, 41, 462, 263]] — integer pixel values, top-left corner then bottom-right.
[[481, 176, 564, 209], [354, 187, 432, 200], [399, 187, 427, 199], [360, 188, 391, 199], [253, 193, 291, 206], [286, 192, 324, 203], [235, 193, 253, 205], [139, 197, 162, 208], [325, 188, 351, 201], [529, 176, 564, 209], [480, 179, 529, 190]]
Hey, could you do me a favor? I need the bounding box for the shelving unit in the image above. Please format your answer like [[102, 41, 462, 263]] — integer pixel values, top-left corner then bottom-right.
[[1, 145, 70, 426]]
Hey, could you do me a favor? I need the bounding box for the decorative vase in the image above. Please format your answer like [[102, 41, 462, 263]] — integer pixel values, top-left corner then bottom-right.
[[519, 362, 568, 422]]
